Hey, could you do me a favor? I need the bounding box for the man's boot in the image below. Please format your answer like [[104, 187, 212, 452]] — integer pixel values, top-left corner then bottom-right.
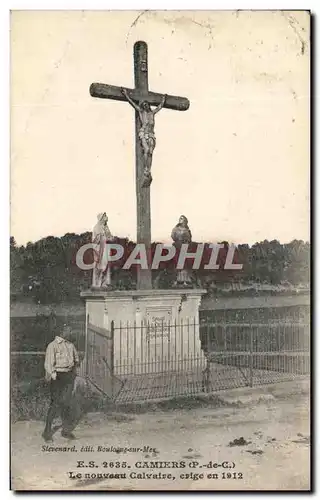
[[42, 427, 53, 442], [61, 430, 77, 440], [42, 408, 55, 442]]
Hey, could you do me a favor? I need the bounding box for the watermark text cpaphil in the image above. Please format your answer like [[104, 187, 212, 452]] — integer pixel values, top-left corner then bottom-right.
[[76, 243, 243, 271]]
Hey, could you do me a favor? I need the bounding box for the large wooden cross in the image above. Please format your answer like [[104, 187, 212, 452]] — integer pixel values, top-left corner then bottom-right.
[[90, 41, 190, 290]]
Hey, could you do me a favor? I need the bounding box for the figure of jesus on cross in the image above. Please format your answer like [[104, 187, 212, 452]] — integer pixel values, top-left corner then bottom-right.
[[90, 41, 189, 289], [121, 88, 166, 188]]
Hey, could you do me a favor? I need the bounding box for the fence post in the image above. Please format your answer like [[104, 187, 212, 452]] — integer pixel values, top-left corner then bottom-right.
[[278, 320, 282, 373], [249, 326, 253, 387], [85, 314, 89, 382], [111, 320, 115, 398], [203, 356, 211, 393], [133, 320, 137, 376], [201, 323, 210, 393]]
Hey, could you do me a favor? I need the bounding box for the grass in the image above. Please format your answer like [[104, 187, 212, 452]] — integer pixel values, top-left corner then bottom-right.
[[11, 376, 232, 424], [11, 377, 101, 423], [11, 374, 229, 423]]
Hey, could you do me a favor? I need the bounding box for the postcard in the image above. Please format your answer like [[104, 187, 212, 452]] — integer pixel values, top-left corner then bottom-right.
[[10, 10, 310, 491]]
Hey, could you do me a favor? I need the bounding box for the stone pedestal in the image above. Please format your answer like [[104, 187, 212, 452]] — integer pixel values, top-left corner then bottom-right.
[[81, 288, 207, 375]]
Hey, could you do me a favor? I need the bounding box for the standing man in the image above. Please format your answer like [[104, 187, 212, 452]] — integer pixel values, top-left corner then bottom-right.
[[42, 323, 80, 442]]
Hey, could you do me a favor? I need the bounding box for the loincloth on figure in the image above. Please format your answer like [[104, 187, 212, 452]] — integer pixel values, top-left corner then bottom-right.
[[139, 128, 156, 151]]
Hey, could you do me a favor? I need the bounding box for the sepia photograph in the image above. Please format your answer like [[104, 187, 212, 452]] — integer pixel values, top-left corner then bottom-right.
[[10, 10, 310, 491]]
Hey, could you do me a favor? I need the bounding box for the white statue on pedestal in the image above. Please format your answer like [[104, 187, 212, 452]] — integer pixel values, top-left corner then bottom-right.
[[92, 212, 114, 288], [171, 215, 193, 288]]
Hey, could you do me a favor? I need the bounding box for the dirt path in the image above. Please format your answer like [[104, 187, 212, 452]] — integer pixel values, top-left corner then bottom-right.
[[11, 393, 310, 491]]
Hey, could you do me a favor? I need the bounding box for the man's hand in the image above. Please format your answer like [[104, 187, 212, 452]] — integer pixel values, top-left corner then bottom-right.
[[51, 371, 57, 381], [121, 88, 128, 97]]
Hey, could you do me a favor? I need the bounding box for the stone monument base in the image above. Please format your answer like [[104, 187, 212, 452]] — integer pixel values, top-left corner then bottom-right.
[[81, 288, 207, 375]]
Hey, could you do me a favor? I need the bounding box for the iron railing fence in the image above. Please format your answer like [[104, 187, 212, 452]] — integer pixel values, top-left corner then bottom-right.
[[82, 316, 310, 403], [11, 312, 310, 403]]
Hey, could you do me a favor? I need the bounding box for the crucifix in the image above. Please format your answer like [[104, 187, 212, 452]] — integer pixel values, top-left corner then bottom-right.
[[90, 41, 190, 290]]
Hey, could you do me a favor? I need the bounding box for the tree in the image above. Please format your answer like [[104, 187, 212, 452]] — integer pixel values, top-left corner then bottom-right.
[[9, 233, 310, 301]]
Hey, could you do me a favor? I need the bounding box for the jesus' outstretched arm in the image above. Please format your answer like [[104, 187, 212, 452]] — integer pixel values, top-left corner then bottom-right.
[[152, 94, 166, 114], [121, 88, 140, 112]]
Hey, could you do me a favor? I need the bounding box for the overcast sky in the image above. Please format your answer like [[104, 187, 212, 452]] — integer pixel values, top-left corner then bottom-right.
[[11, 10, 310, 246]]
